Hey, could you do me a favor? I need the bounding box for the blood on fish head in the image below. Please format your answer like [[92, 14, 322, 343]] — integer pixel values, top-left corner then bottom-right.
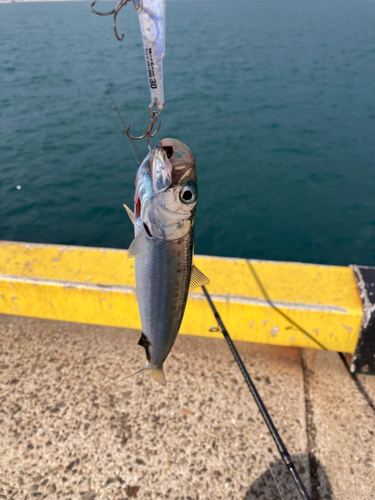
[[134, 138, 197, 241]]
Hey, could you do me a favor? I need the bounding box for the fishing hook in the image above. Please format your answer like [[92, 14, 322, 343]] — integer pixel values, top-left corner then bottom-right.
[[90, 0, 131, 41], [126, 101, 162, 150]]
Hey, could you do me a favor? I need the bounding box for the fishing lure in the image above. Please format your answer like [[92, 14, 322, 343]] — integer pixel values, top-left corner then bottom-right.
[[90, 0, 166, 146]]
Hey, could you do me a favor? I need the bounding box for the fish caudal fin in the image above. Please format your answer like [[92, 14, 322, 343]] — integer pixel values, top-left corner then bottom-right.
[[115, 364, 150, 385], [115, 363, 167, 387], [151, 365, 166, 386]]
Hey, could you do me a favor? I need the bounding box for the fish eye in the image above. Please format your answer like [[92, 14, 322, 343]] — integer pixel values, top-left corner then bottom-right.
[[179, 186, 197, 204]]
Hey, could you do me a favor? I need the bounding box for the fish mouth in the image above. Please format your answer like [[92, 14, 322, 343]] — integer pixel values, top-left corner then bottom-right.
[[151, 144, 172, 195], [158, 139, 196, 188], [150, 139, 195, 194], [162, 144, 174, 159]]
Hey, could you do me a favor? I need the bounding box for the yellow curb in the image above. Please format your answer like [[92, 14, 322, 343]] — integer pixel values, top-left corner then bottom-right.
[[0, 241, 363, 352]]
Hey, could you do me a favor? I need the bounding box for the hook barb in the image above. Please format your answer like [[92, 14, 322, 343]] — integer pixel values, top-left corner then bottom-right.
[[113, 1, 127, 41], [126, 101, 162, 150], [150, 120, 161, 138]]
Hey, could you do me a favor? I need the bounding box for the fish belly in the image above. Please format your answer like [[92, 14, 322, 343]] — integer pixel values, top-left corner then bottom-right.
[[135, 229, 193, 368]]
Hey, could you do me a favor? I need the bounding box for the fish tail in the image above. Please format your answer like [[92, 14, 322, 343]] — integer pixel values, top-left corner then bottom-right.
[[150, 365, 166, 386], [115, 364, 150, 385], [115, 364, 167, 387]]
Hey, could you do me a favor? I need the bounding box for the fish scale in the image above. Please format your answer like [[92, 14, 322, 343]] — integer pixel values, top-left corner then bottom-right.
[[136, 229, 193, 367]]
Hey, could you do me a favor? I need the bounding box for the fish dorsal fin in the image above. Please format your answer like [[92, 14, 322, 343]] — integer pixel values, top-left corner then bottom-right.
[[123, 204, 135, 225], [189, 264, 210, 292], [127, 231, 150, 259]]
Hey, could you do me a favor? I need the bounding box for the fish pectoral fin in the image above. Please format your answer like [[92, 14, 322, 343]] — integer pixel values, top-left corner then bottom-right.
[[189, 264, 210, 292], [151, 365, 166, 386], [123, 204, 135, 225], [127, 232, 150, 259]]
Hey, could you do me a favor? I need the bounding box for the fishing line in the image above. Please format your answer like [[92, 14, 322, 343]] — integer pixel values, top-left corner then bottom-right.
[[269, 463, 286, 500], [201, 285, 311, 500], [100, 79, 143, 166]]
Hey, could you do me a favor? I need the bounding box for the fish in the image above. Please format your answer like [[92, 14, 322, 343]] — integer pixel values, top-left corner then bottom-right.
[[123, 138, 209, 386]]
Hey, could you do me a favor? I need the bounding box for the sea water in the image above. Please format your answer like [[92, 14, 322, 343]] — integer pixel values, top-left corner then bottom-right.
[[1, 0, 375, 266]]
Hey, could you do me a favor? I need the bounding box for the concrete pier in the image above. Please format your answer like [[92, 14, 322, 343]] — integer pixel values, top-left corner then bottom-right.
[[0, 315, 374, 499]]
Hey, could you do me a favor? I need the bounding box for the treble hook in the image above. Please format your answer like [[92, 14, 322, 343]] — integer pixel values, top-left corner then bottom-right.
[[90, 0, 131, 41], [126, 101, 162, 150]]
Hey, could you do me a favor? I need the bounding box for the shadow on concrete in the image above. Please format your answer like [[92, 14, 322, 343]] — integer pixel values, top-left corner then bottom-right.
[[247, 262, 328, 350], [339, 352, 375, 416], [244, 454, 333, 500]]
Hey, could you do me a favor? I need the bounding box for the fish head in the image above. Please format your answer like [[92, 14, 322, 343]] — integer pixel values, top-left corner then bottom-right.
[[134, 138, 197, 240]]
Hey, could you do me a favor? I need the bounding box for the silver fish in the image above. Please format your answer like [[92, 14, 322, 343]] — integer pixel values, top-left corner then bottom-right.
[[124, 138, 209, 385]]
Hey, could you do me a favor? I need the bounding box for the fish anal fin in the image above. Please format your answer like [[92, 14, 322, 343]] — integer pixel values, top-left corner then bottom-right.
[[151, 365, 166, 386], [138, 332, 151, 362], [189, 264, 210, 292], [123, 204, 135, 225], [127, 232, 150, 259]]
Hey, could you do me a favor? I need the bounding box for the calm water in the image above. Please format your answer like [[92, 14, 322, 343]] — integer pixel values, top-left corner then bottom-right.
[[1, 0, 375, 266]]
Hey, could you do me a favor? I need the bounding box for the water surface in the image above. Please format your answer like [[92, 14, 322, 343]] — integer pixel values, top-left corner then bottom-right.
[[1, 0, 375, 265]]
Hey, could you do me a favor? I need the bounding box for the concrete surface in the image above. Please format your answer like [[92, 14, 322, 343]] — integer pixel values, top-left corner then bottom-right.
[[0, 314, 374, 500], [304, 350, 375, 500]]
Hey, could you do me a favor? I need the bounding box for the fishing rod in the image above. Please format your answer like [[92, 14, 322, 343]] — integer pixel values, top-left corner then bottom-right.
[[201, 285, 311, 500], [100, 79, 143, 166]]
